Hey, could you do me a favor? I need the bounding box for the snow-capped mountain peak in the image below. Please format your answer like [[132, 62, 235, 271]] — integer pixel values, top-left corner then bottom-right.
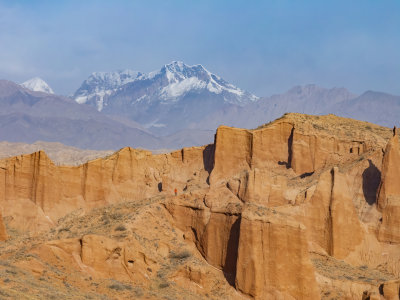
[[73, 61, 258, 112], [21, 77, 54, 94], [74, 69, 142, 111], [144, 61, 258, 102], [88, 69, 141, 87]]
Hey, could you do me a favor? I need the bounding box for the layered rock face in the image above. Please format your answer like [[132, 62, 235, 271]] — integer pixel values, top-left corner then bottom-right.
[[1, 113, 400, 299]]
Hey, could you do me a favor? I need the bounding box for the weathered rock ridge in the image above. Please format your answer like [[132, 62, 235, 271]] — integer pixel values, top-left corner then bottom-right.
[[0, 146, 211, 233], [1, 113, 400, 299]]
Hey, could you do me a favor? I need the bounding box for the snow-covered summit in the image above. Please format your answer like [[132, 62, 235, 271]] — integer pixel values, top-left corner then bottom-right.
[[74, 69, 141, 111], [21, 77, 54, 94], [74, 61, 258, 111], [146, 61, 258, 102]]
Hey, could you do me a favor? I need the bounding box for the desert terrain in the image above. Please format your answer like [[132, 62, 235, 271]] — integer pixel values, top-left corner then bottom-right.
[[1, 113, 400, 299]]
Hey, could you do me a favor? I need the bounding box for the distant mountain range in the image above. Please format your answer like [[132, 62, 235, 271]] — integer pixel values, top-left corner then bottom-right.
[[72, 62, 400, 134], [73, 61, 258, 135], [0, 61, 399, 150]]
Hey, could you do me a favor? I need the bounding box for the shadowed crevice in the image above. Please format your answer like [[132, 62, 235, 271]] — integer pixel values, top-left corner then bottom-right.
[[287, 127, 294, 169], [362, 160, 381, 205], [203, 144, 215, 185], [300, 171, 314, 178], [277, 126, 294, 169], [223, 216, 241, 287]]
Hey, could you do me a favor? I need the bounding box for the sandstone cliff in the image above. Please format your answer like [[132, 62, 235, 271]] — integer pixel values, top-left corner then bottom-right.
[[235, 206, 320, 300], [302, 167, 364, 259]]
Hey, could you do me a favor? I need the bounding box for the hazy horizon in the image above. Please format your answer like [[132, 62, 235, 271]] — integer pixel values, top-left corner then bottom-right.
[[1, 0, 399, 96]]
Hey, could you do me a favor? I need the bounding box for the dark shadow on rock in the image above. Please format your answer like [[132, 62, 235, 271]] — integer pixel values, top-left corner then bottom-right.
[[287, 127, 294, 169], [277, 127, 294, 169], [158, 182, 162, 192], [378, 284, 384, 295], [300, 171, 314, 179], [203, 144, 215, 184], [223, 216, 241, 287], [362, 160, 381, 205]]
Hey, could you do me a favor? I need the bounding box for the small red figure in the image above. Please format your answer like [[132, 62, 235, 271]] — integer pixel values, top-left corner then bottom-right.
[[174, 188, 177, 196]]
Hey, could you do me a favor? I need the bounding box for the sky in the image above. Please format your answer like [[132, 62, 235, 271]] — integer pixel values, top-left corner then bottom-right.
[[0, 0, 399, 96]]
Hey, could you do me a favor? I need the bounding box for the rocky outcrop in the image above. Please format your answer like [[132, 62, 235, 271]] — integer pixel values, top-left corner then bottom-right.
[[235, 206, 321, 299], [377, 130, 400, 243]]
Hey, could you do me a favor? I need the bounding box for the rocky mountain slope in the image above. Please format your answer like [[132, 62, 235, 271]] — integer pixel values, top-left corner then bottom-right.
[[1, 113, 400, 299]]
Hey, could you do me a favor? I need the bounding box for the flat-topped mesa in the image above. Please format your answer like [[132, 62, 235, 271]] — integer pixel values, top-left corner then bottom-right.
[[0, 146, 210, 233], [210, 113, 389, 185], [377, 131, 400, 243]]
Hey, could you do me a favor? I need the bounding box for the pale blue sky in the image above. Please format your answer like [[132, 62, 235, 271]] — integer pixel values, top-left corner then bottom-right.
[[0, 0, 399, 96]]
